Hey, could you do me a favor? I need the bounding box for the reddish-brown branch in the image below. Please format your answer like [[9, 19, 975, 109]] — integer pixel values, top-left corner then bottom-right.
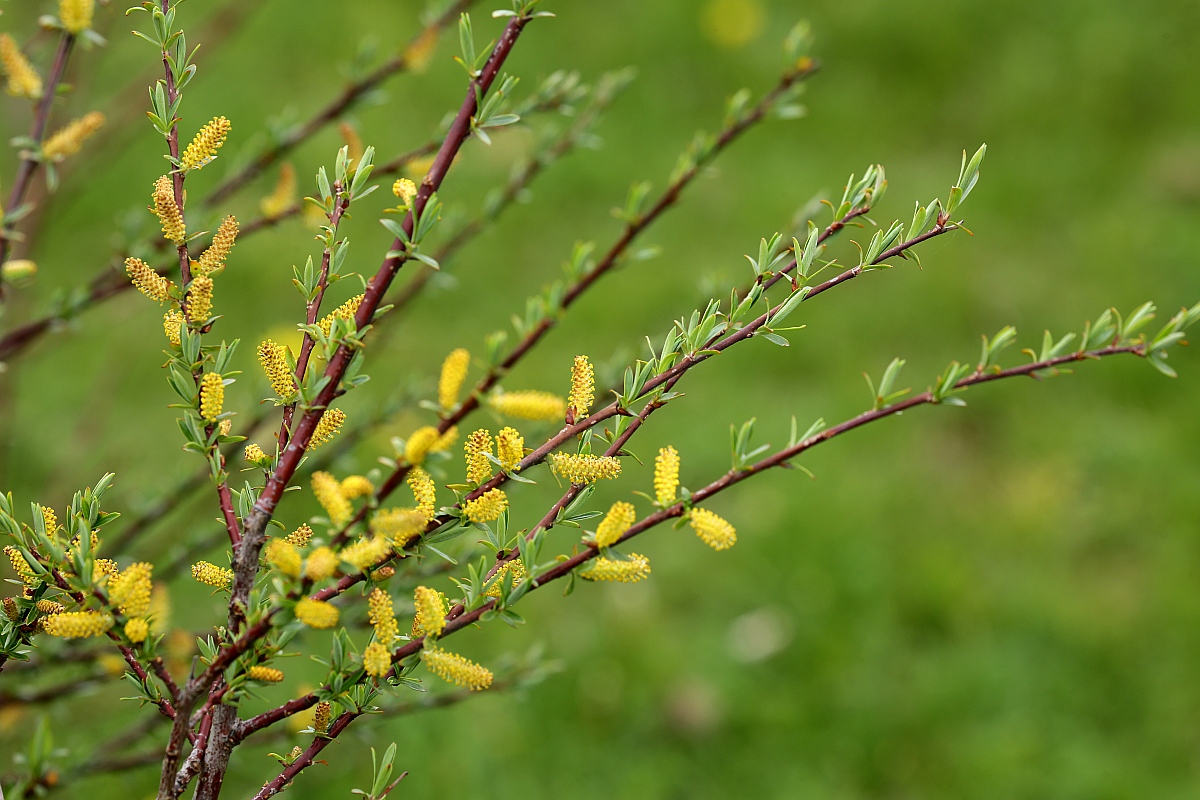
[[249, 711, 359, 800]]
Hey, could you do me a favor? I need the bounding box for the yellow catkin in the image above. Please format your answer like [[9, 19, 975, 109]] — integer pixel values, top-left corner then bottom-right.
[[3, 597, 19, 622], [191, 561, 232, 589], [338, 121, 363, 165], [152, 175, 186, 244], [41, 111, 104, 161], [367, 587, 398, 645], [244, 443, 268, 464], [462, 488, 507, 524], [59, 0, 94, 33], [438, 348, 470, 411], [311, 471, 351, 526], [43, 610, 113, 638], [423, 646, 492, 691], [371, 508, 426, 548], [464, 429, 493, 485], [568, 355, 595, 417], [4, 546, 37, 584], [595, 501, 636, 548], [340, 475, 374, 500], [339, 536, 391, 572], [485, 559, 525, 598], [413, 586, 445, 637], [109, 562, 152, 617], [312, 701, 331, 733], [95, 558, 118, 584], [404, 426, 442, 465], [392, 178, 417, 206], [163, 309, 183, 347], [125, 257, 173, 303], [35, 599, 64, 615], [286, 524, 313, 547], [309, 408, 346, 449], [199, 372, 224, 422], [496, 427, 524, 472], [187, 276, 213, 324], [258, 340, 296, 401], [295, 597, 339, 629], [580, 553, 652, 583], [260, 162, 296, 218], [654, 446, 680, 506], [0, 34, 42, 99], [265, 538, 301, 578], [407, 467, 436, 522], [317, 294, 364, 337], [304, 546, 339, 582], [180, 116, 231, 171], [38, 505, 57, 536], [195, 215, 238, 277], [364, 641, 392, 678], [549, 453, 622, 485], [125, 617, 149, 643], [248, 665, 284, 683], [489, 390, 566, 422], [689, 508, 737, 551]]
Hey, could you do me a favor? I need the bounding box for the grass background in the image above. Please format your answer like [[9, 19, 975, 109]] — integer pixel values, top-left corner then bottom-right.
[[3, 0, 1200, 797]]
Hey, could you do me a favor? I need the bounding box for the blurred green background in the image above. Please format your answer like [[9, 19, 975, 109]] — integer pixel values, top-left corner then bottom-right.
[[3, 0, 1200, 797]]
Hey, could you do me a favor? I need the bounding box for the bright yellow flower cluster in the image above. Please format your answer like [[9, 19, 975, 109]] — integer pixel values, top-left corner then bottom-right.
[[187, 276, 213, 324], [248, 665, 284, 683], [368, 587, 398, 645], [371, 508, 426, 548], [568, 355, 595, 417], [180, 116, 231, 171], [4, 545, 36, 583], [260, 162, 296, 219], [404, 425, 456, 465], [125, 617, 149, 643], [304, 546, 339, 581], [199, 372, 224, 422], [463, 488, 507, 523], [340, 475, 374, 500], [0, 34, 42, 99], [550, 453, 622, 485], [295, 597, 339, 629], [109, 562, 152, 617], [152, 175, 186, 244], [407, 467, 437, 522], [485, 558, 526, 598], [244, 443, 268, 464], [310, 408, 345, 448], [195, 215, 239, 277], [266, 538, 301, 578], [125, 257, 173, 303], [59, 0, 95, 33], [318, 294, 364, 337], [464, 429, 493, 485], [164, 309, 183, 346], [439, 348, 471, 410], [496, 427, 524, 471], [339, 536, 391, 572], [313, 701, 331, 733], [423, 646, 493, 691], [286, 524, 313, 547], [392, 177, 417, 206], [689, 508, 736, 550], [489, 390, 566, 422], [43, 610, 113, 638], [258, 340, 296, 401], [36, 599, 64, 615], [413, 585, 446, 637], [580, 553, 651, 583], [410, 588, 447, 638], [364, 641, 392, 678], [191, 561, 233, 589], [38, 505, 57, 535], [595, 501, 636, 548], [654, 446, 680, 506], [41, 111, 105, 161], [312, 471, 351, 526]]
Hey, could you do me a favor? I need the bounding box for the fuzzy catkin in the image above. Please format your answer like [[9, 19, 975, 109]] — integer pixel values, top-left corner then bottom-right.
[[496, 427, 524, 471], [126, 257, 173, 303], [340, 475, 374, 500], [195, 215, 239, 277], [152, 176, 186, 244], [407, 467, 437, 522], [413, 586, 446, 637], [294, 597, 339, 629], [364, 641, 392, 678], [339, 536, 391, 572], [163, 309, 183, 346], [392, 178, 417, 205], [595, 501, 636, 548], [187, 276, 214, 324], [549, 453, 622, 485], [464, 429, 493, 485], [489, 390, 567, 422], [109, 562, 153, 617], [485, 559, 526, 598], [59, 0, 95, 34], [41, 112, 104, 161], [310, 408, 346, 449], [568, 355, 595, 417], [191, 561, 233, 589], [463, 488, 507, 523], [654, 446, 680, 506], [580, 553, 651, 583], [248, 665, 284, 683], [423, 646, 493, 691], [258, 340, 296, 401], [286, 524, 313, 547], [371, 508, 426, 548], [0, 34, 42, 99], [311, 471, 351, 526], [125, 618, 149, 643], [367, 587, 398, 645], [404, 426, 443, 465], [199, 372, 224, 422], [43, 611, 113, 639], [265, 538, 301, 578], [180, 116, 231, 171], [439, 348, 470, 410], [317, 294, 363, 337], [244, 443, 268, 464], [304, 547, 339, 582], [689, 508, 736, 551]]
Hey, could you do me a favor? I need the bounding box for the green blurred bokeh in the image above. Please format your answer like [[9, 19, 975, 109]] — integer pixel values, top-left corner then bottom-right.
[[3, 0, 1200, 797]]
